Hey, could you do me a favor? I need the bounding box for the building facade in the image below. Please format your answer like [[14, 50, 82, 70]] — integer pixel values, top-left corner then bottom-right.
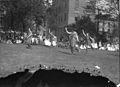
[[85, 0, 119, 35], [97, 0, 119, 34], [52, 0, 87, 40], [0, 11, 4, 30]]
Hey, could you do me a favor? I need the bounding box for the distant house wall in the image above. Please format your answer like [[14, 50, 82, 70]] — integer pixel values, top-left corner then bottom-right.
[[98, 20, 118, 34]]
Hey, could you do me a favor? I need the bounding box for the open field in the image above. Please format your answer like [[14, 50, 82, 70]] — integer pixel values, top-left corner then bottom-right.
[[0, 43, 119, 84]]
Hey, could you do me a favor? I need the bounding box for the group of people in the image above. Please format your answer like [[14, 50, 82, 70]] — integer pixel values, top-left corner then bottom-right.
[[25, 26, 57, 48], [24, 25, 119, 53], [64, 27, 119, 53], [0, 31, 24, 44], [1, 25, 118, 54], [25, 25, 96, 54], [64, 27, 95, 54]]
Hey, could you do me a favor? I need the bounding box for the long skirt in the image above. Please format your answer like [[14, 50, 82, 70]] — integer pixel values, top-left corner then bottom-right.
[[69, 39, 80, 53], [26, 36, 32, 45], [85, 39, 94, 51]]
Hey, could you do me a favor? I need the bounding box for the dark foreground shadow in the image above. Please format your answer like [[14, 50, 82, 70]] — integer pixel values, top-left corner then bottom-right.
[[0, 69, 116, 87]]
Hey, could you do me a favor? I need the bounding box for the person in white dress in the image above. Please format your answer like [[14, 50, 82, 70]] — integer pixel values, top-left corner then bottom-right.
[[49, 29, 57, 47], [82, 30, 94, 52]]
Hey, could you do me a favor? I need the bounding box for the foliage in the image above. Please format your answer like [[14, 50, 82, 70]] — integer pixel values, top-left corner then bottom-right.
[[46, 4, 58, 31], [83, 0, 119, 39], [83, 0, 97, 15], [1, 0, 50, 32], [84, 0, 119, 20], [111, 26, 119, 37], [96, 0, 119, 19], [75, 16, 97, 36]]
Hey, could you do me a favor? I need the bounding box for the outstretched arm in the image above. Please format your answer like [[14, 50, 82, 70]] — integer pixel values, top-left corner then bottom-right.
[[48, 29, 50, 33], [50, 32, 55, 37], [76, 34, 79, 41], [89, 36, 93, 40], [89, 36, 95, 42], [49, 29, 55, 37], [40, 25, 46, 31], [82, 30, 86, 36], [49, 29, 52, 36], [27, 28, 32, 38], [75, 32, 79, 41], [65, 27, 72, 34]]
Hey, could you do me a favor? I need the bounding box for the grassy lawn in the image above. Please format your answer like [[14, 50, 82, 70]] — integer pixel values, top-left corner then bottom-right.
[[0, 43, 119, 84]]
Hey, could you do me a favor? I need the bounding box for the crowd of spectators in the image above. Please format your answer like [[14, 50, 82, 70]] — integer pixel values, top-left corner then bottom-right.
[[0, 29, 119, 52]]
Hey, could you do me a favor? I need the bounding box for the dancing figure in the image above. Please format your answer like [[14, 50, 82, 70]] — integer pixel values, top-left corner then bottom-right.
[[49, 29, 57, 47], [38, 25, 46, 44], [65, 27, 80, 54], [26, 28, 33, 48], [82, 30, 94, 52]]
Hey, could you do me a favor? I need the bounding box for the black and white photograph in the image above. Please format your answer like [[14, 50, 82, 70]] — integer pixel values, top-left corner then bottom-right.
[[0, 0, 119, 87]]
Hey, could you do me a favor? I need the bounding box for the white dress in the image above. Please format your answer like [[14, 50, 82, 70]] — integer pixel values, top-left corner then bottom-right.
[[44, 39, 51, 46]]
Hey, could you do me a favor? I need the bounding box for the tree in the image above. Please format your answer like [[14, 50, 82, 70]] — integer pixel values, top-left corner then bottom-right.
[[84, 0, 119, 35], [75, 16, 96, 36], [1, 0, 49, 32], [83, 0, 97, 15], [95, 0, 119, 19], [45, 0, 58, 32], [84, 0, 119, 20]]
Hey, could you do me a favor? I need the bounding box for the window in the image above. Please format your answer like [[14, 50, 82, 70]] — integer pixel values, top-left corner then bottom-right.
[[75, 0, 79, 11], [64, 13, 67, 21], [58, 16, 60, 23], [65, 0, 68, 8], [60, 16, 61, 23]]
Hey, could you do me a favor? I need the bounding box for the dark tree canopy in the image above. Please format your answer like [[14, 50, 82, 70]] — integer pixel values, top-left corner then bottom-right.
[[69, 16, 97, 36], [1, 0, 49, 32]]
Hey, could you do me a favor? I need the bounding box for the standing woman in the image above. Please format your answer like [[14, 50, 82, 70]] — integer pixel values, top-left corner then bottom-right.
[[26, 28, 33, 48], [65, 27, 80, 54], [38, 25, 46, 44], [49, 29, 57, 47], [82, 30, 94, 52]]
